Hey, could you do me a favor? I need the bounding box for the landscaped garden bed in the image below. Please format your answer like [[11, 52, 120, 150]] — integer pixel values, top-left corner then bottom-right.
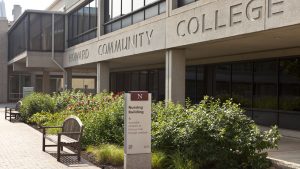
[[19, 90, 280, 169]]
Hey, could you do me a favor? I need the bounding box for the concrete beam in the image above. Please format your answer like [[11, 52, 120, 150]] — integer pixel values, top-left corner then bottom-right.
[[165, 49, 186, 104], [13, 63, 27, 72], [26, 52, 63, 68]]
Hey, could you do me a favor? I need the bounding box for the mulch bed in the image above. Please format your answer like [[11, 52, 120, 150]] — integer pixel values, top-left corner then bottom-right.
[[29, 123, 123, 169]]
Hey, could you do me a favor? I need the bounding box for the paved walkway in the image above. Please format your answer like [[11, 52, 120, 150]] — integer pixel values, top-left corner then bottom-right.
[[268, 137, 300, 168], [0, 104, 99, 169]]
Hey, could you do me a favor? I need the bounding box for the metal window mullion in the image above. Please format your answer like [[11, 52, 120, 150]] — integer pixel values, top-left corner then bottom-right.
[[131, 0, 133, 24], [277, 58, 280, 127], [251, 61, 254, 119], [121, 0, 123, 28], [230, 64, 232, 98]]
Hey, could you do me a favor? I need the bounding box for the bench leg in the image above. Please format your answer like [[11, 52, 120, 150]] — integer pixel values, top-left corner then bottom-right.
[[4, 107, 7, 120], [61, 146, 63, 151], [57, 141, 61, 162], [77, 144, 81, 161]]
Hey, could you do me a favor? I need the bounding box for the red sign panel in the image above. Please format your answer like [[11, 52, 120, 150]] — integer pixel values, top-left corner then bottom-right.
[[130, 91, 149, 101]]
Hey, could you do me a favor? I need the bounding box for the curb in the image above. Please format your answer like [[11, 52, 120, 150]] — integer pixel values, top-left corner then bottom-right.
[[268, 157, 300, 169]]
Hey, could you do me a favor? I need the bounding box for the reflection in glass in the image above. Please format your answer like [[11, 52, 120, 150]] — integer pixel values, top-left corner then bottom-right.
[[68, 0, 97, 47], [253, 61, 277, 109], [279, 58, 300, 111], [196, 66, 206, 102], [145, 5, 158, 19], [104, 0, 166, 34], [110, 69, 164, 101], [133, 0, 144, 10], [122, 0, 132, 15], [146, 0, 158, 5], [178, 0, 196, 7], [232, 62, 252, 108], [133, 11, 144, 24], [214, 64, 231, 101], [186, 66, 197, 103], [112, 0, 121, 18]]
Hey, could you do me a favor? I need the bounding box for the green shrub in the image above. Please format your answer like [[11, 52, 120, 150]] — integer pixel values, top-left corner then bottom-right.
[[152, 151, 169, 169], [29, 92, 124, 147], [20, 93, 55, 122], [80, 93, 124, 147], [152, 96, 280, 169], [169, 152, 198, 169], [86, 144, 124, 166]]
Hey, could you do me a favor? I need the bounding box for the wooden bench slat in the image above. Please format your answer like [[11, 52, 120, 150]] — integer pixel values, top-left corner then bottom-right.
[[45, 135, 78, 144]]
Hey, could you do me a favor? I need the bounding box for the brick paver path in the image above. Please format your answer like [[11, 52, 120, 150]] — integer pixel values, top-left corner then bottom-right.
[[0, 104, 99, 169]]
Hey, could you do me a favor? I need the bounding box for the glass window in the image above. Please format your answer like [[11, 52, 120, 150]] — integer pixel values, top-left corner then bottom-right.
[[178, 0, 196, 7], [146, 0, 158, 5], [116, 72, 125, 92], [186, 66, 197, 103], [124, 72, 131, 92], [109, 69, 165, 101], [90, 0, 97, 28], [214, 64, 231, 101], [133, 11, 144, 24], [122, 16, 132, 28], [112, 20, 121, 31], [54, 14, 65, 51], [113, 0, 121, 18], [279, 58, 300, 111], [253, 60, 277, 109], [145, 5, 158, 19], [8, 15, 27, 60], [159, 1, 166, 14], [104, 0, 166, 34], [110, 73, 117, 93], [133, 0, 144, 10], [29, 13, 42, 51], [149, 70, 159, 101], [122, 0, 132, 15], [72, 12, 78, 38], [77, 8, 84, 34], [232, 62, 252, 108], [131, 72, 139, 91], [196, 66, 206, 102], [158, 70, 165, 101], [68, 0, 97, 47], [278, 58, 300, 130], [140, 71, 148, 91], [83, 3, 90, 32]]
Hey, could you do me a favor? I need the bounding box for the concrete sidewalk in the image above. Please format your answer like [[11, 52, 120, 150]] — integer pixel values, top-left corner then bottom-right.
[[0, 104, 99, 169], [268, 137, 300, 168]]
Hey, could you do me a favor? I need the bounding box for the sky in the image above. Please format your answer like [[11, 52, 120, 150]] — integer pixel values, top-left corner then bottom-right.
[[4, 0, 54, 21]]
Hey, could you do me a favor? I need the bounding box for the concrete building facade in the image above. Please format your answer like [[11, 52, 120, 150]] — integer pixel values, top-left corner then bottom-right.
[[2, 0, 300, 131]]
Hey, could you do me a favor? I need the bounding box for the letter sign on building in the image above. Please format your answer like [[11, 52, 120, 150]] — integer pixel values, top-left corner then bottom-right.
[[124, 91, 151, 155]]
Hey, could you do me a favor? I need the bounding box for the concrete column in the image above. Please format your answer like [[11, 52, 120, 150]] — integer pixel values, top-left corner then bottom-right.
[[0, 19, 8, 103], [30, 74, 36, 91], [63, 69, 72, 90], [97, 62, 110, 93], [165, 49, 186, 104], [98, 0, 105, 36], [42, 71, 50, 93]]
